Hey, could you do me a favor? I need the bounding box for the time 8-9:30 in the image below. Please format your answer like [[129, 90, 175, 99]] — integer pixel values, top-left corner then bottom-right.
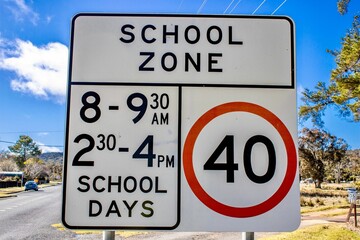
[[79, 91, 170, 124]]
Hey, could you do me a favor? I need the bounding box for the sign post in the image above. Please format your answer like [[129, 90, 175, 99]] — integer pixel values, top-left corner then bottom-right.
[[242, 232, 254, 240], [103, 231, 115, 240], [63, 14, 299, 232]]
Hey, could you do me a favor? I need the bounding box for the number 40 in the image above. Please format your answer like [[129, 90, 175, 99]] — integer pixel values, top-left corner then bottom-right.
[[204, 135, 276, 184]]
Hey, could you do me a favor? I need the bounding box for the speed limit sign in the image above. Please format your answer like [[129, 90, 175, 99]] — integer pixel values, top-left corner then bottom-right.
[[183, 101, 297, 218], [180, 89, 299, 231], [62, 14, 299, 232]]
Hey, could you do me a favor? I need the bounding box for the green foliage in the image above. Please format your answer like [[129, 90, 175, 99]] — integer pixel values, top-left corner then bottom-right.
[[8, 135, 41, 169], [299, 128, 348, 188], [299, 16, 360, 126], [337, 0, 351, 15]]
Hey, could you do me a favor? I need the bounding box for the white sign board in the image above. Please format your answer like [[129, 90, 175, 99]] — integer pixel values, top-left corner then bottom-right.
[[63, 14, 299, 231]]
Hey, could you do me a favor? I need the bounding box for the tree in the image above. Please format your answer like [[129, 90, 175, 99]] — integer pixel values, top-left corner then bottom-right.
[[8, 135, 41, 169], [299, 2, 359, 126], [23, 157, 49, 180], [337, 0, 351, 15], [46, 160, 62, 181], [0, 158, 19, 172], [343, 149, 360, 181], [299, 128, 348, 188]]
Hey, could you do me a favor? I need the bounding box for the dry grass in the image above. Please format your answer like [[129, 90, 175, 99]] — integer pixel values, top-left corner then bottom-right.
[[51, 223, 147, 237], [260, 224, 360, 240], [300, 183, 351, 214]]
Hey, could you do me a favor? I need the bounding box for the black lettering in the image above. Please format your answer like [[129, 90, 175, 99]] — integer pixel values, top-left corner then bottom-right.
[[160, 112, 169, 125], [77, 175, 90, 192], [244, 135, 276, 184], [124, 176, 137, 193], [161, 52, 177, 72], [155, 176, 167, 193], [142, 25, 156, 43], [139, 52, 155, 71], [157, 155, 165, 167], [207, 26, 222, 45], [163, 25, 178, 43], [151, 113, 169, 125], [120, 24, 135, 43], [184, 25, 200, 44], [203, 135, 237, 183], [89, 200, 102, 217], [108, 176, 121, 192], [123, 200, 138, 217], [166, 155, 175, 168], [208, 53, 223, 72], [93, 176, 105, 193], [106, 200, 121, 217], [185, 53, 200, 72], [228, 26, 243, 45], [141, 200, 154, 218], [151, 113, 159, 125], [140, 176, 153, 193]]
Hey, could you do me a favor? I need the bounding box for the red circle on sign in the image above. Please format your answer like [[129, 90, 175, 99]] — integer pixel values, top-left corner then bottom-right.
[[183, 102, 297, 218]]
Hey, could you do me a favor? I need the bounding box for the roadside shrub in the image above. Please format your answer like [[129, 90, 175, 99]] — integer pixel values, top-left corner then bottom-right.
[[307, 199, 315, 207], [300, 197, 316, 207], [300, 197, 307, 207]]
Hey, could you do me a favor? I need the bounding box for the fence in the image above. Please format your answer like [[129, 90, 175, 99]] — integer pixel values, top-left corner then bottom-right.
[[0, 181, 22, 188]]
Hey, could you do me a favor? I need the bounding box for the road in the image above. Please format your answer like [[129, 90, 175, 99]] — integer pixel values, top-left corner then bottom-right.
[[0, 185, 267, 239], [0, 185, 312, 240], [0, 185, 75, 240]]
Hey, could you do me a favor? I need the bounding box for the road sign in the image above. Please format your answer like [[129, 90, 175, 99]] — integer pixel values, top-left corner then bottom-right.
[[183, 102, 297, 218], [62, 14, 299, 231]]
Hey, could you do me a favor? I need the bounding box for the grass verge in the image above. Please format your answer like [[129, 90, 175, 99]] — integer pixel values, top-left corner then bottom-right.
[[301, 204, 349, 214], [0, 181, 61, 198], [259, 224, 360, 240], [51, 223, 147, 237], [0, 186, 23, 198]]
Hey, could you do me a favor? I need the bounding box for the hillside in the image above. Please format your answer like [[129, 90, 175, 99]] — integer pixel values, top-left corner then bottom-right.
[[39, 152, 63, 162]]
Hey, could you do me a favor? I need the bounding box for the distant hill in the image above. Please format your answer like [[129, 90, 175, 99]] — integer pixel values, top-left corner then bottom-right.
[[39, 152, 63, 162]]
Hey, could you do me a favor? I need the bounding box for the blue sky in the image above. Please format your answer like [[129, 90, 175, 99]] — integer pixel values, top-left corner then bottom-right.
[[0, 0, 359, 152]]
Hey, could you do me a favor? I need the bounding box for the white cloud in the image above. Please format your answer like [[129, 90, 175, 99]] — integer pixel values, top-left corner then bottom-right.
[[0, 39, 68, 103], [37, 142, 62, 153], [45, 15, 53, 24], [37, 132, 49, 136], [6, 0, 39, 25]]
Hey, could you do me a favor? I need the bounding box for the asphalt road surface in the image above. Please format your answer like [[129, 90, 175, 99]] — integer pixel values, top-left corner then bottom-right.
[[0, 185, 276, 239], [0, 185, 75, 240]]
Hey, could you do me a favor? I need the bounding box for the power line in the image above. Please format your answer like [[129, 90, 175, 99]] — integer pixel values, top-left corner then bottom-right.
[[0, 130, 63, 134], [197, 0, 208, 14], [229, 0, 243, 14], [252, 0, 267, 15], [271, 0, 288, 15], [176, 0, 184, 12], [0, 140, 16, 144], [38, 144, 64, 148], [0, 140, 63, 148], [224, 0, 235, 14]]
